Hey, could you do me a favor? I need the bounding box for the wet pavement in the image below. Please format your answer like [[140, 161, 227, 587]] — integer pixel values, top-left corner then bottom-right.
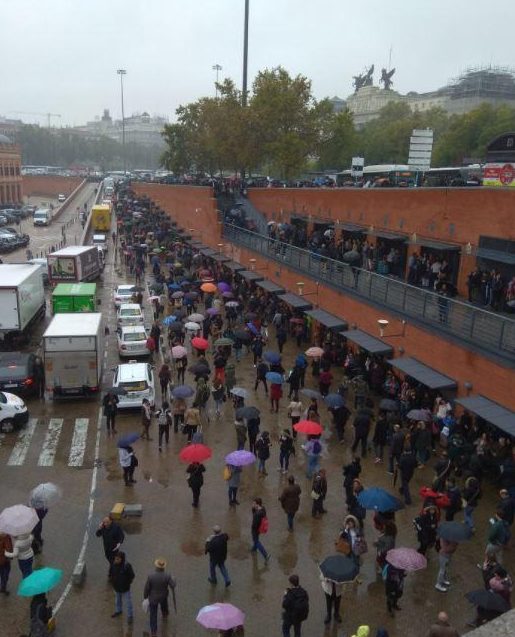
[[0, 214, 513, 637]]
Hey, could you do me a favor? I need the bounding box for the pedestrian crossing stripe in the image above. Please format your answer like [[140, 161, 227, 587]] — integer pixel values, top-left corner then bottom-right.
[[2, 417, 90, 468]]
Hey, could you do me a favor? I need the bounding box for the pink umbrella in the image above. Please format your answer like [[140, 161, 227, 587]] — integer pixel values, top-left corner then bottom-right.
[[196, 603, 245, 631], [305, 346, 324, 358], [171, 345, 187, 359], [386, 548, 427, 571]]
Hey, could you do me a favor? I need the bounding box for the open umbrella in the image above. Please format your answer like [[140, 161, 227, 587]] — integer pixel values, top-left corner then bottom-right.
[[386, 548, 427, 571], [117, 433, 140, 448], [185, 322, 201, 331], [168, 283, 181, 291], [106, 386, 128, 396], [226, 301, 239, 308], [192, 337, 209, 350], [214, 337, 233, 347], [184, 291, 199, 300], [222, 291, 234, 299], [305, 346, 324, 358], [293, 420, 323, 435], [319, 555, 359, 583], [162, 315, 178, 326], [246, 322, 259, 335], [230, 387, 248, 399], [358, 487, 404, 512], [169, 323, 185, 333], [437, 522, 473, 543], [201, 282, 217, 293], [171, 291, 184, 299], [300, 388, 322, 399], [379, 398, 399, 412], [466, 589, 510, 613], [196, 603, 245, 631], [18, 568, 63, 597], [324, 394, 345, 409], [206, 307, 220, 316], [171, 385, 195, 399], [266, 371, 284, 384], [342, 250, 361, 263], [188, 362, 211, 375], [233, 330, 252, 343], [187, 313, 205, 323], [171, 345, 187, 359], [29, 483, 62, 509], [235, 406, 260, 420], [225, 450, 256, 466], [148, 295, 160, 302], [217, 282, 231, 293], [406, 409, 432, 422], [245, 312, 257, 321], [172, 308, 187, 319], [0, 505, 39, 536], [179, 444, 212, 464], [264, 351, 281, 364]]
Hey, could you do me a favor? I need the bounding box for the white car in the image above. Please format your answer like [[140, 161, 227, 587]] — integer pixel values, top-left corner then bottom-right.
[[113, 361, 155, 409], [117, 303, 144, 327], [117, 325, 149, 357], [57, 193, 66, 203], [0, 391, 30, 433], [113, 285, 136, 308]]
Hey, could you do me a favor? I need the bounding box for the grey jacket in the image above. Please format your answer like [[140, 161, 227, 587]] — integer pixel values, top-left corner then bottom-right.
[[144, 570, 176, 604]]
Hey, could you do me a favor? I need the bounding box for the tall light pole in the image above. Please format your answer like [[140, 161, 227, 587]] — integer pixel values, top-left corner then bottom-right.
[[117, 69, 127, 175], [242, 0, 249, 107], [212, 64, 222, 98]]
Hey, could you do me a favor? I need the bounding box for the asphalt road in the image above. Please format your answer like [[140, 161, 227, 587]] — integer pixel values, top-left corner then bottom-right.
[[0, 213, 513, 637]]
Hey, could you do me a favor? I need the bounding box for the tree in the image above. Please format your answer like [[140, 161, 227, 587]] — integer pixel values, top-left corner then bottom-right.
[[317, 108, 357, 170]]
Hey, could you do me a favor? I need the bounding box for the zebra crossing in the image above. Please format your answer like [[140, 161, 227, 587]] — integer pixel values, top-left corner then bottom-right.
[[0, 417, 92, 468]]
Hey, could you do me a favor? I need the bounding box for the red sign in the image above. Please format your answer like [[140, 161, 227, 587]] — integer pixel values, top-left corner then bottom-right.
[[499, 164, 515, 185]]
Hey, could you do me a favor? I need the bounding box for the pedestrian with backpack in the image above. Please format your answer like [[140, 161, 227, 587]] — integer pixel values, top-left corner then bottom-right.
[[250, 498, 270, 562], [156, 402, 172, 451], [282, 574, 309, 637]]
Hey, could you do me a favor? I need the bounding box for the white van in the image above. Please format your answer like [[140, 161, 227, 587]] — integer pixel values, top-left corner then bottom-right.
[[113, 361, 155, 408], [33, 208, 52, 226]]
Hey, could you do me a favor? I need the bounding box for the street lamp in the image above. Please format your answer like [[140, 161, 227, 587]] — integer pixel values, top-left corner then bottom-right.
[[212, 64, 222, 98], [117, 69, 127, 175]]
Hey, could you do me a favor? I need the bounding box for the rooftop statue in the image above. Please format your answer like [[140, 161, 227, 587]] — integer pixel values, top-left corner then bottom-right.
[[380, 67, 396, 90]]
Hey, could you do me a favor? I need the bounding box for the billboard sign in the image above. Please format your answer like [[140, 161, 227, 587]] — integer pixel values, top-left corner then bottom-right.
[[351, 157, 364, 178], [483, 163, 515, 187]]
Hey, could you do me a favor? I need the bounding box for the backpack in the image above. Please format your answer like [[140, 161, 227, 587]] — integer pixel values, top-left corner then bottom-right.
[[312, 440, 322, 455], [290, 587, 309, 622], [258, 516, 269, 534], [158, 410, 168, 426]]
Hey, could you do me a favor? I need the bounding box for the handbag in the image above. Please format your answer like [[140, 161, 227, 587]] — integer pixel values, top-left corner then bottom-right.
[[335, 537, 351, 555], [354, 536, 368, 556], [142, 598, 149, 613], [311, 489, 320, 500]]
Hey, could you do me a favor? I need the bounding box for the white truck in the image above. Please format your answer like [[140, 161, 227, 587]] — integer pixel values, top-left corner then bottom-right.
[[47, 246, 101, 285], [43, 312, 103, 397], [0, 264, 46, 344], [33, 208, 53, 226]]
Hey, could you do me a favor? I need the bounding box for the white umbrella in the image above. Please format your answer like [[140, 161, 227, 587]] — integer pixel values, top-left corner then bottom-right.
[[29, 483, 62, 509], [187, 313, 205, 323], [0, 505, 39, 536], [230, 387, 248, 398], [225, 301, 239, 307], [185, 322, 201, 331]]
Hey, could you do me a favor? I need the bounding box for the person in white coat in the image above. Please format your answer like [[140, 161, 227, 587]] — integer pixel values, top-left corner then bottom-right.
[[5, 532, 34, 578], [320, 573, 343, 625]]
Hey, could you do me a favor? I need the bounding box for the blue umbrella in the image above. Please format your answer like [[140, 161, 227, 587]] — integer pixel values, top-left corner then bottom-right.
[[263, 351, 281, 364], [246, 322, 259, 335], [300, 388, 321, 399], [162, 315, 178, 325], [357, 487, 404, 512], [266, 371, 284, 384], [117, 433, 140, 448], [324, 393, 345, 409], [171, 385, 195, 399], [168, 283, 181, 291], [18, 568, 63, 596]]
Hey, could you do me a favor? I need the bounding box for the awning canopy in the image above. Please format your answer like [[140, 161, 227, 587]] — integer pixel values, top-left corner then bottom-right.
[[305, 308, 348, 331], [372, 230, 408, 241], [339, 222, 366, 232], [224, 261, 245, 272], [455, 395, 515, 437], [277, 292, 313, 311], [210, 254, 230, 263], [199, 247, 217, 257], [238, 270, 264, 282], [476, 248, 515, 266], [343, 329, 393, 356], [190, 239, 204, 247], [413, 238, 461, 251], [388, 357, 457, 390], [256, 280, 285, 294]]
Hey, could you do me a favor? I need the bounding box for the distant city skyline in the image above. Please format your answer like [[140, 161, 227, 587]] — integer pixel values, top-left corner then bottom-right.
[[3, 0, 515, 126]]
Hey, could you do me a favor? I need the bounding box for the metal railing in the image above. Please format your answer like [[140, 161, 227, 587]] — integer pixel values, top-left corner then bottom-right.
[[223, 223, 515, 363]]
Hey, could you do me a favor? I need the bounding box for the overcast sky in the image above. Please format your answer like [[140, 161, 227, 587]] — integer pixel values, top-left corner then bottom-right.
[[3, 0, 515, 126]]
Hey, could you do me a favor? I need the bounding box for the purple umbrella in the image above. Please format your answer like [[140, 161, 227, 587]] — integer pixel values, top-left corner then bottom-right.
[[196, 603, 245, 631], [117, 433, 140, 448], [222, 291, 234, 298], [218, 282, 231, 293], [246, 322, 259, 335], [225, 450, 256, 466], [206, 307, 220, 316]]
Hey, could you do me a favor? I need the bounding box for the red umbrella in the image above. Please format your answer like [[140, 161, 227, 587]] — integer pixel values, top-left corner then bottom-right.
[[192, 336, 209, 350], [179, 444, 212, 464], [293, 420, 323, 435]]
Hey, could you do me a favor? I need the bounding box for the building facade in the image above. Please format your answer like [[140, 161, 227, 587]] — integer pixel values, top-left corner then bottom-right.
[[77, 110, 168, 147], [0, 134, 22, 204]]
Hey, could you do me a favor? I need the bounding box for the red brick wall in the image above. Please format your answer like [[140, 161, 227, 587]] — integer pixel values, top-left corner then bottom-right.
[[23, 175, 83, 198]]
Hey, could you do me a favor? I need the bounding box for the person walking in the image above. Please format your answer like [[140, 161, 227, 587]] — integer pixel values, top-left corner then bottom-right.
[[156, 402, 172, 452], [254, 358, 269, 394], [373, 413, 388, 463], [176, 356, 187, 385], [150, 321, 161, 353], [282, 574, 309, 637], [351, 408, 372, 458], [462, 476, 481, 532], [172, 395, 186, 433], [287, 395, 303, 439], [5, 533, 33, 578], [186, 462, 205, 508], [227, 464, 242, 506], [205, 525, 231, 587], [311, 469, 328, 518], [31, 507, 47, 554], [143, 558, 177, 637], [414, 504, 438, 555], [279, 476, 302, 531], [235, 417, 247, 450], [211, 378, 225, 417], [102, 391, 119, 435], [118, 445, 136, 486], [247, 415, 260, 454], [343, 457, 362, 504], [304, 436, 322, 479], [398, 446, 417, 505], [270, 382, 283, 413], [383, 563, 405, 617], [434, 538, 458, 592], [184, 405, 201, 442], [33, 356, 45, 400], [141, 398, 153, 440], [109, 551, 135, 623], [388, 425, 405, 474], [29, 593, 52, 637], [425, 611, 460, 637], [256, 431, 271, 475], [0, 532, 13, 594], [96, 516, 125, 567], [278, 429, 295, 473], [320, 574, 343, 625], [158, 361, 172, 401], [486, 510, 510, 564], [287, 367, 301, 399], [250, 498, 270, 562], [331, 403, 351, 445]]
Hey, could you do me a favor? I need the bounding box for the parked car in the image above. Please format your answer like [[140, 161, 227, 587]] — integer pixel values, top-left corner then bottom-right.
[[117, 325, 149, 357], [112, 361, 155, 409], [57, 193, 66, 202], [0, 352, 37, 396], [117, 303, 144, 327], [113, 284, 137, 308], [0, 390, 30, 433]]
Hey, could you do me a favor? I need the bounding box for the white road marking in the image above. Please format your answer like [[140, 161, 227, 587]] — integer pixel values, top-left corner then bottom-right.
[[7, 418, 37, 466], [68, 418, 89, 467], [37, 418, 63, 466]]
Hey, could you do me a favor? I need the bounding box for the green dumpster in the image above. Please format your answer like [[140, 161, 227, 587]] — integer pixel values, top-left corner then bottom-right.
[[52, 283, 97, 313]]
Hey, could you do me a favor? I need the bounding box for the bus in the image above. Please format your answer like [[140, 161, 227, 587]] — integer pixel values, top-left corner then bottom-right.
[[336, 164, 417, 187], [422, 165, 482, 187]]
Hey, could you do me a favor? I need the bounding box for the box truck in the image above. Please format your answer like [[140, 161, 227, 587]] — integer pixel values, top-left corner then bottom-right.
[[43, 312, 103, 396], [47, 246, 101, 285], [0, 264, 46, 344], [52, 283, 97, 313], [91, 204, 111, 232]]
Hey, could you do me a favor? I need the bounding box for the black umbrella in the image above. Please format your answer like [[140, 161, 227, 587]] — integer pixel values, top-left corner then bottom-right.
[[188, 362, 211, 375], [465, 589, 510, 612], [233, 330, 253, 343], [342, 250, 361, 263], [437, 522, 473, 543], [168, 323, 185, 333], [106, 387, 128, 396], [319, 555, 359, 583], [379, 398, 399, 411], [236, 406, 261, 420]]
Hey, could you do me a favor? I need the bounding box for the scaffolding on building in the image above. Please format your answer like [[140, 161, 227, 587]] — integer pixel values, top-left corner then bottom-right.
[[443, 65, 515, 100]]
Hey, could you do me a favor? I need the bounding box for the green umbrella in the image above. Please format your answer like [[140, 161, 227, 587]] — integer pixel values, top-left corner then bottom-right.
[[18, 568, 63, 596], [214, 338, 234, 347]]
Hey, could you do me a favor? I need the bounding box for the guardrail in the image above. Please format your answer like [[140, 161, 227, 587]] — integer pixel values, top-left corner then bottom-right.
[[223, 223, 515, 363]]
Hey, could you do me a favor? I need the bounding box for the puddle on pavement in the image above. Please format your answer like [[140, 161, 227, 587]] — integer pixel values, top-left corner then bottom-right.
[[180, 539, 204, 556], [229, 539, 251, 560]]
